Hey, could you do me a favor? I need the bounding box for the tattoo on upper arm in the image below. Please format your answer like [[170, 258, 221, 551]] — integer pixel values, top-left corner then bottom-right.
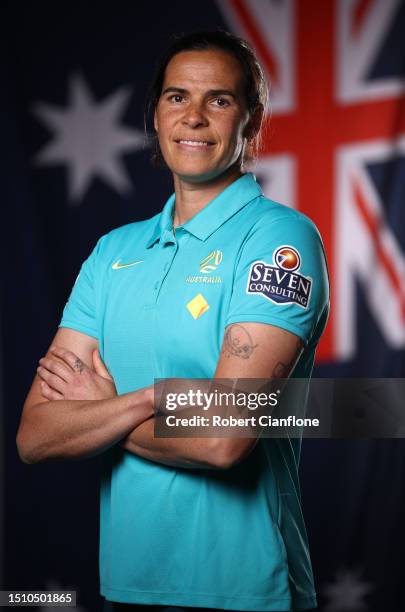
[[73, 357, 85, 374], [222, 324, 258, 360], [272, 338, 304, 378]]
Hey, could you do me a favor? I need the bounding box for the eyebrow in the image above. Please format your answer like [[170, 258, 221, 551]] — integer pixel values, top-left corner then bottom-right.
[[161, 86, 237, 99]]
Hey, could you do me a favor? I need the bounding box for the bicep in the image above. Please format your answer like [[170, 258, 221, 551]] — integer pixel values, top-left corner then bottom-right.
[[214, 322, 303, 379], [23, 327, 99, 412], [212, 322, 303, 465]]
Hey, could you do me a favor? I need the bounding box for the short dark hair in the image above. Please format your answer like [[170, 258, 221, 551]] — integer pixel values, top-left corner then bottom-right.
[[144, 30, 269, 166]]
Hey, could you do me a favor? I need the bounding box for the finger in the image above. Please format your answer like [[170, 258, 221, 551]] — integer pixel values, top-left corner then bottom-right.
[[92, 349, 113, 380], [37, 365, 67, 394], [40, 380, 64, 401], [49, 346, 87, 374], [38, 356, 72, 383]]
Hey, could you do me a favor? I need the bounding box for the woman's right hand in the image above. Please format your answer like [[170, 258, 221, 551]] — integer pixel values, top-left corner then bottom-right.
[[37, 345, 117, 402]]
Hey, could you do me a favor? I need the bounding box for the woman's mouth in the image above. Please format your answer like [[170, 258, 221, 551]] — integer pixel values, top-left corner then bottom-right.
[[175, 139, 215, 149]]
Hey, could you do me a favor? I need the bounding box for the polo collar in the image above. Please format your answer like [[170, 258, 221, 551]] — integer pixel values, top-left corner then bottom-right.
[[145, 173, 262, 248], [145, 193, 176, 248]]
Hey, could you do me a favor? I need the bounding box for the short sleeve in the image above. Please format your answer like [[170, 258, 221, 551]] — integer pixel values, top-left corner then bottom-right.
[[225, 215, 330, 345], [58, 237, 105, 340]]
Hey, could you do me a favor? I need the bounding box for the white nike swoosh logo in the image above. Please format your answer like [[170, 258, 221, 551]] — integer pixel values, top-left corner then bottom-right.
[[112, 260, 144, 270]]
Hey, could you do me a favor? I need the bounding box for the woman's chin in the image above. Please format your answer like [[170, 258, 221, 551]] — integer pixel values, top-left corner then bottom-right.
[[173, 168, 221, 184], [173, 165, 241, 186]]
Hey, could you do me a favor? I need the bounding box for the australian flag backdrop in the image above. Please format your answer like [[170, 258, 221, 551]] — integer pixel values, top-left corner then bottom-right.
[[2, 1, 405, 611]]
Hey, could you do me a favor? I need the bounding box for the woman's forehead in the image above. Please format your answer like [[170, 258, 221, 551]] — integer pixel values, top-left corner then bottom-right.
[[163, 50, 245, 91]]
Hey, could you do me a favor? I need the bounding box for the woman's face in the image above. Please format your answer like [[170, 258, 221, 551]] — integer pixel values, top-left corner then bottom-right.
[[154, 49, 251, 184]]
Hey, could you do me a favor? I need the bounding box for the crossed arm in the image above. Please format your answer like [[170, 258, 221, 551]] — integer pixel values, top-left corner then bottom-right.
[[17, 323, 303, 468]]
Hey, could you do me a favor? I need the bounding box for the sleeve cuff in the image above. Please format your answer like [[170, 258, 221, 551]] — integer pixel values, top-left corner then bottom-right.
[[58, 321, 99, 341]]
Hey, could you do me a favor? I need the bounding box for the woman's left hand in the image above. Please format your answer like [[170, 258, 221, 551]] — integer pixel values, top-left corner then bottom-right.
[[37, 346, 117, 402]]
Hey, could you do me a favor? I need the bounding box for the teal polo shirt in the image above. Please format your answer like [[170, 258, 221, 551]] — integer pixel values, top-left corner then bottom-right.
[[59, 172, 329, 611]]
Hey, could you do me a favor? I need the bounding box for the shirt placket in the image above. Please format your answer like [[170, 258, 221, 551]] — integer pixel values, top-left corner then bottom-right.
[[153, 229, 179, 302]]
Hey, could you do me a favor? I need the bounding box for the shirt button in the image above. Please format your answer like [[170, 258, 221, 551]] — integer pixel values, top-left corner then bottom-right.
[[154, 282, 159, 290]]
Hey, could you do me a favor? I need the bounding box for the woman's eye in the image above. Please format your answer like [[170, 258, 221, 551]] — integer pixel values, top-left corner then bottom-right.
[[169, 94, 184, 103], [214, 98, 230, 107]]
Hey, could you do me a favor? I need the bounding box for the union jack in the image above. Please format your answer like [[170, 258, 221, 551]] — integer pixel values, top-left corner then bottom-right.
[[218, 0, 405, 363]]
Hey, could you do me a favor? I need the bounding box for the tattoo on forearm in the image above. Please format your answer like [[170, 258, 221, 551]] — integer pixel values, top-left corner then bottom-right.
[[222, 324, 258, 360], [272, 338, 303, 378], [73, 357, 85, 374]]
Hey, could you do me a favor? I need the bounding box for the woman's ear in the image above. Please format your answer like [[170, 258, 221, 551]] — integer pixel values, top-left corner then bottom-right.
[[153, 109, 158, 133], [244, 104, 264, 141]]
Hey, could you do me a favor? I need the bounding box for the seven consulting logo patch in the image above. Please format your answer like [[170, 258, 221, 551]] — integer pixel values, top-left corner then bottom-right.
[[246, 246, 312, 309]]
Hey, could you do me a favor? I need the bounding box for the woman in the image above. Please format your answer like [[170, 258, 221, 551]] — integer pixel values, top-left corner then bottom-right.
[[17, 31, 329, 612]]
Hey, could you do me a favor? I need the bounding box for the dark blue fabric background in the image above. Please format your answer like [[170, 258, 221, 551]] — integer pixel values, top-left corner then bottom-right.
[[3, 1, 405, 611]]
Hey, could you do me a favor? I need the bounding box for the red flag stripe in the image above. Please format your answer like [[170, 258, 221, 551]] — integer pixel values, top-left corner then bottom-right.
[[230, 0, 279, 86], [353, 179, 405, 321]]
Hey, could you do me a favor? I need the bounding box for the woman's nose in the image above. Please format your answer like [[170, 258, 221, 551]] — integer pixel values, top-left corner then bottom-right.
[[182, 103, 208, 128]]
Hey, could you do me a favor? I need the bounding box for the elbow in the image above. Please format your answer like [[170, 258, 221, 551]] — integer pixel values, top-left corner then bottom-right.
[[16, 431, 33, 464], [18, 452, 35, 465], [210, 439, 255, 470], [16, 428, 35, 464], [16, 426, 44, 465]]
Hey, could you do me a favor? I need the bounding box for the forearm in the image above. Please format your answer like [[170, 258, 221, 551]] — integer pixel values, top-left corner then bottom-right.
[[120, 418, 226, 470], [17, 388, 153, 463]]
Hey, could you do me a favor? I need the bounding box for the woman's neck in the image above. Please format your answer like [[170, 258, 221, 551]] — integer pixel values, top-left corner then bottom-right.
[[172, 166, 244, 228]]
